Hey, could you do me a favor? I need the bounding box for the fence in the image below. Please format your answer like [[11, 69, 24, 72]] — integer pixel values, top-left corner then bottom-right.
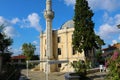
[[21, 59, 69, 80]]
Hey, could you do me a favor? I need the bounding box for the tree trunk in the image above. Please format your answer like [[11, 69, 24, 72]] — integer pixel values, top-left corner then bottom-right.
[[84, 48, 96, 68]]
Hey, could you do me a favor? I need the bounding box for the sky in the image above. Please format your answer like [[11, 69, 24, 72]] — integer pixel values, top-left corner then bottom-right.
[[0, 0, 120, 56]]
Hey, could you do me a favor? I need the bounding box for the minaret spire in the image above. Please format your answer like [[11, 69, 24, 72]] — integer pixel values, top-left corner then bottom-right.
[[46, 0, 52, 11], [44, 0, 54, 59]]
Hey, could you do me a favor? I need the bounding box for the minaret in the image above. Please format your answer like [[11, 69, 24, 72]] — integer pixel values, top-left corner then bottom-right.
[[44, 0, 54, 59]]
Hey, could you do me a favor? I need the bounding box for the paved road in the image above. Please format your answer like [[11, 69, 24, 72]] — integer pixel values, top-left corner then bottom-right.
[[21, 69, 107, 80]]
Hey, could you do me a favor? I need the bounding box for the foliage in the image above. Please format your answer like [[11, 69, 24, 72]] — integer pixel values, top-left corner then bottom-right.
[[22, 43, 36, 60], [96, 49, 105, 65], [0, 53, 12, 65], [0, 24, 13, 65], [0, 64, 20, 80], [72, 0, 105, 55], [31, 55, 39, 60], [71, 60, 86, 76], [106, 50, 120, 80], [0, 25, 13, 54]]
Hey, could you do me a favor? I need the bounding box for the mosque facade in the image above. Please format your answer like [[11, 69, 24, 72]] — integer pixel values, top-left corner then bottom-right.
[[40, 20, 86, 72]]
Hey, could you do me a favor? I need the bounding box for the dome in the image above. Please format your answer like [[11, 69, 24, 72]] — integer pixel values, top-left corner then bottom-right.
[[60, 20, 74, 29]]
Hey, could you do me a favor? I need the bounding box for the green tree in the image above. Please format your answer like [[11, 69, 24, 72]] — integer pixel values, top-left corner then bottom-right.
[[0, 25, 20, 80], [96, 49, 104, 65], [0, 25, 13, 64], [0, 25, 13, 54], [72, 0, 105, 64], [22, 43, 36, 60]]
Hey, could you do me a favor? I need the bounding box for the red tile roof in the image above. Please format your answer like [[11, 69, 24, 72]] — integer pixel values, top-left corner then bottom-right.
[[11, 55, 26, 59]]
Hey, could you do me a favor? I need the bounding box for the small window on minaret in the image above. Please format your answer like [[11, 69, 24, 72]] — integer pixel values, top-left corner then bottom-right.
[[58, 48, 61, 55], [45, 50, 46, 56], [57, 37, 61, 43]]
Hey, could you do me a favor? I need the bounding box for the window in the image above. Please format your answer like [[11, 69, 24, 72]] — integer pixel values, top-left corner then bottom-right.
[[72, 47, 76, 55], [58, 48, 61, 55], [57, 37, 61, 43], [58, 64, 61, 68], [73, 61, 77, 64]]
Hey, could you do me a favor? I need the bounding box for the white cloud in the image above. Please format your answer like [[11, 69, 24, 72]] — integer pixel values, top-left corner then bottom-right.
[[0, 16, 5, 24], [11, 18, 20, 24], [102, 13, 120, 26], [97, 13, 120, 46], [112, 40, 118, 45], [21, 13, 41, 32], [114, 14, 120, 25], [28, 13, 41, 32], [0, 16, 19, 38], [0, 16, 10, 26], [0, 16, 20, 25], [103, 12, 114, 24], [98, 24, 120, 39], [63, 0, 120, 12], [32, 40, 38, 45], [118, 36, 120, 40], [3, 26, 19, 38], [88, 0, 120, 11], [64, 0, 75, 6]]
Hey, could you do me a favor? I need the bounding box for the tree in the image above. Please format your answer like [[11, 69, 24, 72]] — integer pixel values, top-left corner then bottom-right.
[[72, 0, 105, 64], [0, 25, 13, 63], [96, 49, 104, 65], [0, 25, 20, 80], [31, 55, 39, 60], [22, 43, 36, 60], [0, 25, 13, 54]]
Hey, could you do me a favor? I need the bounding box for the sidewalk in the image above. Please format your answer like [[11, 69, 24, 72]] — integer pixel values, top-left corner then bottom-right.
[[21, 69, 107, 80]]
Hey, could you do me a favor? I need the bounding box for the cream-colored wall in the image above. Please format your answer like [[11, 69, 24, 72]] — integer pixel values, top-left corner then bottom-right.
[[40, 28, 85, 72]]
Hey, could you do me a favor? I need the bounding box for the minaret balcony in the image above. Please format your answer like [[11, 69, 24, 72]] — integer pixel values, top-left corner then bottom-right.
[[44, 10, 54, 20]]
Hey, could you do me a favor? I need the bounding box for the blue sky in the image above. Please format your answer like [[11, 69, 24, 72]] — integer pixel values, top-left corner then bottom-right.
[[0, 0, 120, 55]]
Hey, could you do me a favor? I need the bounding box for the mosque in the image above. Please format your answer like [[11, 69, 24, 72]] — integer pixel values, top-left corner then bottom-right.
[[39, 0, 95, 72]]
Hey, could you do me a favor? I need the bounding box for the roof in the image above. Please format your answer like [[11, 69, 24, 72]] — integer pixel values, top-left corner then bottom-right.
[[11, 55, 26, 59], [102, 52, 113, 57], [113, 43, 120, 49], [102, 46, 116, 51], [102, 43, 120, 51], [60, 20, 74, 29]]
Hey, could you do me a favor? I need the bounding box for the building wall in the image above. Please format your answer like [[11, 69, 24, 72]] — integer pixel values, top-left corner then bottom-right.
[[40, 27, 85, 72]]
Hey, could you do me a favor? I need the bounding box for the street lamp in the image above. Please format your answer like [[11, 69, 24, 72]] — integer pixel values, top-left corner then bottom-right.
[[117, 24, 120, 29]]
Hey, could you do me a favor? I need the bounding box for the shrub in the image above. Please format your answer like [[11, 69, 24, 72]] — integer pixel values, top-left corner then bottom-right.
[[71, 60, 86, 76], [106, 50, 120, 80]]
